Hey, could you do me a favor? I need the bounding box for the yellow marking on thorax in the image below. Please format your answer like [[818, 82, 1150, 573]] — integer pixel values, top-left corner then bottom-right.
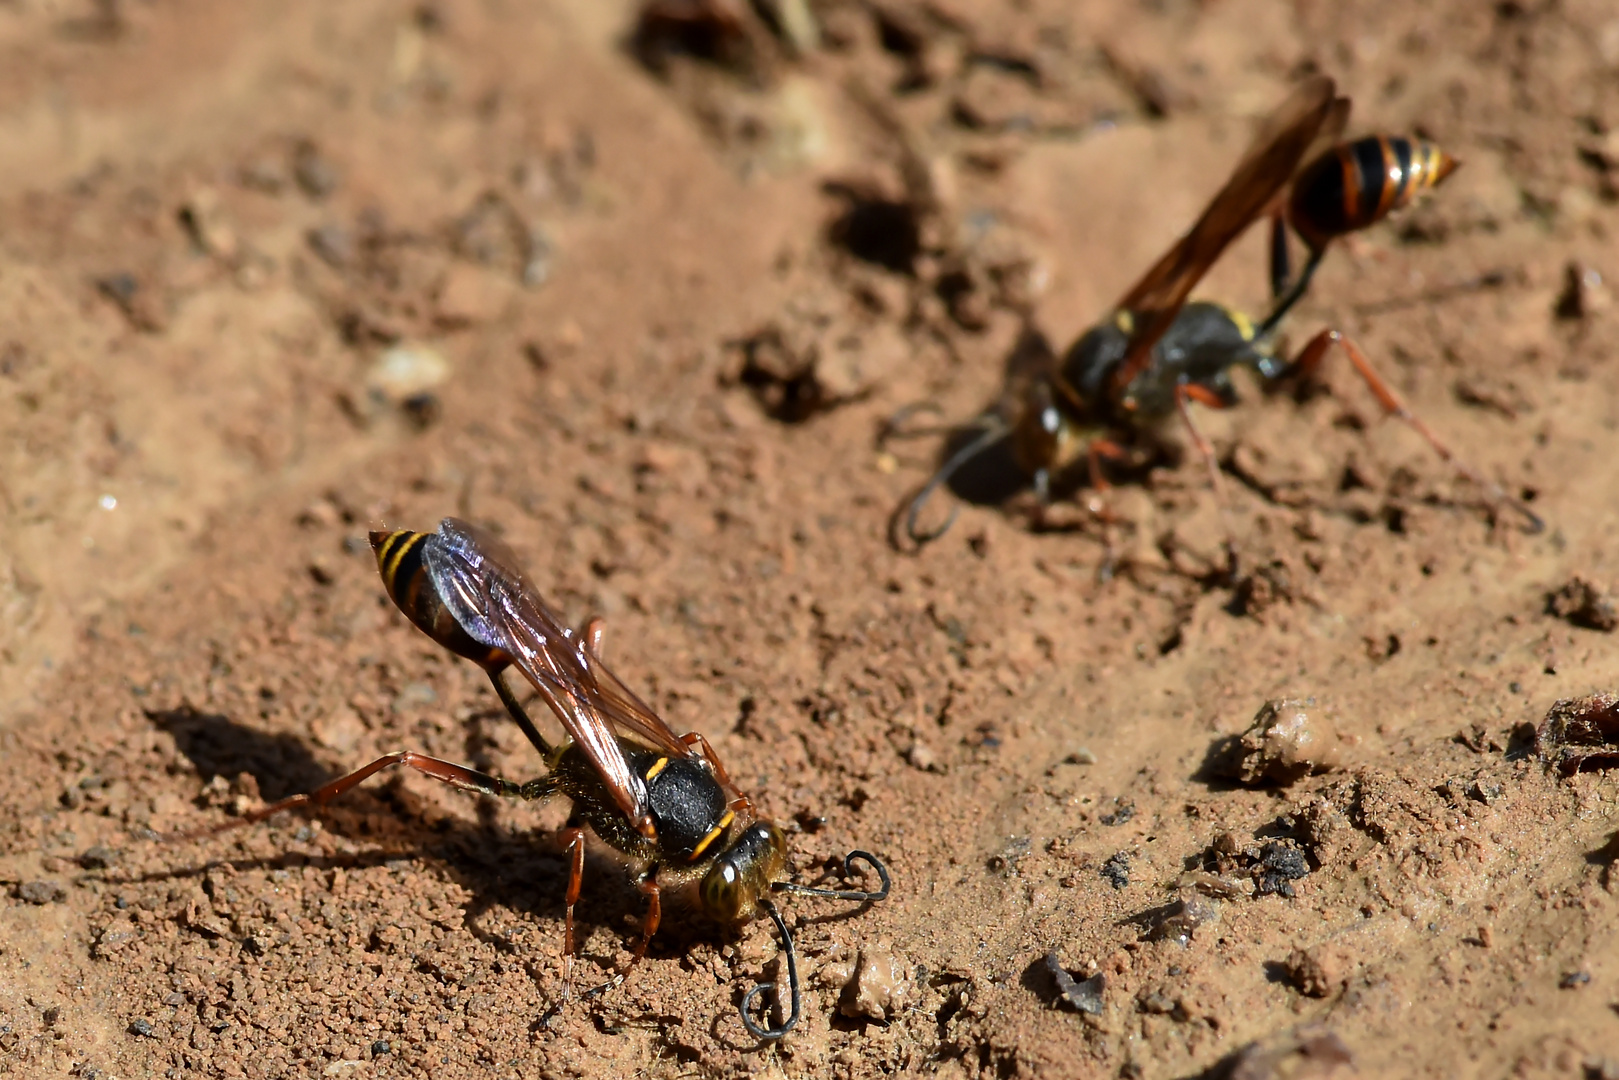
[[1225, 307, 1255, 342], [691, 808, 736, 861], [643, 756, 670, 782], [1113, 310, 1135, 335]]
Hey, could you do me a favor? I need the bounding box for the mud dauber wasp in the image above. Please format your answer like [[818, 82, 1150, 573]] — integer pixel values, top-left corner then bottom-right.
[[180, 517, 889, 1040], [890, 74, 1543, 566]]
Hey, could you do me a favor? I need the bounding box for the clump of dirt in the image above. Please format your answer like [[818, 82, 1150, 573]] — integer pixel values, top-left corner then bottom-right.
[[1537, 693, 1619, 775], [1207, 698, 1346, 786], [1547, 575, 1619, 632]]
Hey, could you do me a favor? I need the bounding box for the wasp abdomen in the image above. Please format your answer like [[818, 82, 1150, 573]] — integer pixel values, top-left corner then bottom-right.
[[1289, 135, 1456, 252], [370, 529, 506, 667]]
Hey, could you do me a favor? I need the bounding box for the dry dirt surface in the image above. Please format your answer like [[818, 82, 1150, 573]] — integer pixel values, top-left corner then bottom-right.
[[5, 1, 1619, 1078]]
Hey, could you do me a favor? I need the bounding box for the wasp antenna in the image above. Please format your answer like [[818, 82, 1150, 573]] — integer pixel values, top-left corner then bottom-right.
[[896, 419, 1007, 547], [879, 400, 949, 444], [740, 898, 801, 1041], [776, 849, 891, 903]]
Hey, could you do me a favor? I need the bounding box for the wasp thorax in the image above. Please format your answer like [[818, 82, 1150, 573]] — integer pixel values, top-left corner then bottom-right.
[[642, 755, 731, 862], [699, 822, 788, 924]]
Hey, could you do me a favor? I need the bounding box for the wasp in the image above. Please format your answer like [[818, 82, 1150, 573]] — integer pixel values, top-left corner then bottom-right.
[[188, 517, 889, 1040], [893, 74, 1542, 560]]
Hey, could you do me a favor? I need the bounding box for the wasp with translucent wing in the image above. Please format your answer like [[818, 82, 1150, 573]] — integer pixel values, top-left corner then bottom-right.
[[892, 74, 1543, 564], [191, 517, 889, 1040]]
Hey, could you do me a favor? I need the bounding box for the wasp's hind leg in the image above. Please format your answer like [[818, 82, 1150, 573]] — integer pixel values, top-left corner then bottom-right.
[[557, 822, 588, 1002], [169, 751, 555, 841], [1261, 204, 1325, 338], [1072, 439, 1133, 583], [579, 865, 663, 1001], [487, 668, 554, 757], [1172, 382, 1242, 582], [1280, 328, 1544, 533]]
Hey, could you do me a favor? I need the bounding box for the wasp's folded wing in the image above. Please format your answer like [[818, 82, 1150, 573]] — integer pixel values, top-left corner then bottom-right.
[[1110, 75, 1338, 397], [572, 646, 693, 761], [426, 518, 650, 828], [418, 517, 517, 656]]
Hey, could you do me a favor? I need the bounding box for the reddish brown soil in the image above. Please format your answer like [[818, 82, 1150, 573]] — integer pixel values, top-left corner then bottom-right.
[[4, 1, 1619, 1078]]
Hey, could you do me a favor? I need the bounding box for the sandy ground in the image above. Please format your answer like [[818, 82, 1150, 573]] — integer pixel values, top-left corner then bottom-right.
[[4, 1, 1619, 1077]]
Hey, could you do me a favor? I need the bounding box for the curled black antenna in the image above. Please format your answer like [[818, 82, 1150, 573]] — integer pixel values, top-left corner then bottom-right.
[[740, 852, 892, 1041], [894, 418, 1008, 547], [775, 849, 891, 903], [740, 899, 800, 1040], [879, 400, 950, 440]]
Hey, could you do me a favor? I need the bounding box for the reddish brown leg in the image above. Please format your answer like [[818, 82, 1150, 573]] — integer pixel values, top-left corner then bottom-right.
[[679, 731, 753, 816], [629, 874, 663, 969], [1286, 328, 1544, 532], [559, 825, 587, 1000], [1084, 440, 1124, 516], [1084, 438, 1131, 579], [1174, 382, 1240, 578], [167, 751, 551, 841], [584, 869, 662, 998]]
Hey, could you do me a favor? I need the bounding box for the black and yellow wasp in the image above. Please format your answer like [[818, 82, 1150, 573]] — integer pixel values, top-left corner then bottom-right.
[[187, 517, 889, 1040], [894, 74, 1542, 561]]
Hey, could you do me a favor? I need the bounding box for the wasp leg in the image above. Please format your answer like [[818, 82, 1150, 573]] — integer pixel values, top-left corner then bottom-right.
[[633, 871, 663, 968], [488, 668, 554, 757], [1173, 382, 1240, 581], [583, 867, 663, 999], [1082, 439, 1129, 516], [558, 823, 588, 1001], [1080, 438, 1131, 581], [168, 751, 554, 841], [1282, 328, 1544, 533], [1259, 206, 1325, 338], [677, 731, 755, 816], [1268, 201, 1294, 305]]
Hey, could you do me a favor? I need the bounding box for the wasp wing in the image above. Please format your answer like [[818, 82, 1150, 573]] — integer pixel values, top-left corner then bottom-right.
[[1109, 75, 1338, 399], [569, 640, 696, 762], [423, 517, 654, 830], [428, 518, 694, 761]]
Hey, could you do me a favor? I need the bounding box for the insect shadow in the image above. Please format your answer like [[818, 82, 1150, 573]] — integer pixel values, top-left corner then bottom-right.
[[150, 705, 333, 802], [885, 322, 1124, 548], [145, 705, 657, 972], [143, 702, 874, 1039]]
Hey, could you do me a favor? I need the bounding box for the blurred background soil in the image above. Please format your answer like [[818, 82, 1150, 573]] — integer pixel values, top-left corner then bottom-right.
[[3, 0, 1619, 1077]]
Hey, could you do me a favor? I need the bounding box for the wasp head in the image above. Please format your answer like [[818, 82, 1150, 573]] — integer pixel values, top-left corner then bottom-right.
[[699, 821, 788, 924]]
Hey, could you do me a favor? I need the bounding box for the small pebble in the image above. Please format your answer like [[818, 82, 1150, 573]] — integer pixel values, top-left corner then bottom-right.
[[367, 345, 450, 409], [906, 742, 938, 772], [293, 141, 340, 198], [79, 845, 117, 870], [18, 880, 67, 904], [1044, 953, 1105, 1014], [838, 944, 907, 1021], [1100, 852, 1130, 890]]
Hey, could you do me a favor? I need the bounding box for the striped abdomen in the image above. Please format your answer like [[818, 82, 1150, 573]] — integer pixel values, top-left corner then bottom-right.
[[369, 529, 506, 668], [1288, 135, 1457, 253]]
